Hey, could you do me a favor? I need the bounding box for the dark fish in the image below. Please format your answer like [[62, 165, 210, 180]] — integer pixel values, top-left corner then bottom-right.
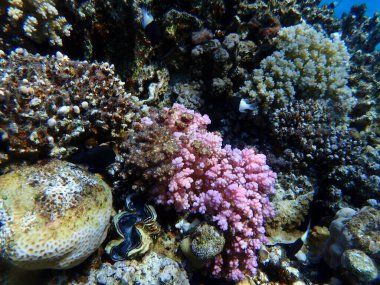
[[71, 145, 116, 173], [141, 7, 161, 45], [283, 219, 311, 257]]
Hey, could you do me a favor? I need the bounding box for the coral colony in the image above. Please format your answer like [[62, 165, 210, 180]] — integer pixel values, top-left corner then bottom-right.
[[129, 104, 277, 280]]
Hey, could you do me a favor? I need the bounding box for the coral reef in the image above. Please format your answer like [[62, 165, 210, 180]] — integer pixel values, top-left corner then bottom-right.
[[0, 48, 140, 167], [0, 159, 113, 270], [0, 0, 379, 284], [123, 103, 277, 281]]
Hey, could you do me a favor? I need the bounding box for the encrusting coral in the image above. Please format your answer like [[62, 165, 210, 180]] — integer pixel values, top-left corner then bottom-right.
[[123, 103, 277, 281], [87, 252, 190, 285], [323, 206, 380, 284], [0, 159, 113, 270]]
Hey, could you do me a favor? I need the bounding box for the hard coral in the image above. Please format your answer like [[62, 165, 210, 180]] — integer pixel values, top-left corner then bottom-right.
[[241, 23, 353, 115], [126, 103, 277, 281], [0, 48, 140, 166], [1, 0, 72, 47], [180, 223, 225, 268], [0, 159, 113, 270]]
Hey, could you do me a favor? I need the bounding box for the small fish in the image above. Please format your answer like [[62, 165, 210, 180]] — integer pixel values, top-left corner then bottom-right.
[[71, 145, 116, 173], [141, 7, 161, 45], [283, 219, 311, 257], [239, 98, 257, 113]]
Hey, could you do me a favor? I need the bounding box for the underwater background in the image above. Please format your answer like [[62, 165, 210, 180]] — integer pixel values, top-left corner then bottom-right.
[[321, 0, 379, 17], [0, 0, 379, 285]]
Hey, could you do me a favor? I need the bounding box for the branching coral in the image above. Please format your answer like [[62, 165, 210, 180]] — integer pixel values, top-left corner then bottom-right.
[[120, 123, 180, 187], [269, 99, 359, 169], [124, 103, 277, 281], [241, 22, 353, 115], [1, 0, 72, 46]]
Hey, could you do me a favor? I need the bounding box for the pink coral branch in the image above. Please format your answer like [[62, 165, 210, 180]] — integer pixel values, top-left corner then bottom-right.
[[141, 104, 276, 281]]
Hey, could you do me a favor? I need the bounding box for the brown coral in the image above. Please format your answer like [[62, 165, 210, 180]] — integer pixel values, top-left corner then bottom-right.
[[0, 48, 141, 166], [120, 120, 180, 191]]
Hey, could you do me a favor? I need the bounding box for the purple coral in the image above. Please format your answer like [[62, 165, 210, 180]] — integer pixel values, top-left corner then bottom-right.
[[138, 104, 276, 281]]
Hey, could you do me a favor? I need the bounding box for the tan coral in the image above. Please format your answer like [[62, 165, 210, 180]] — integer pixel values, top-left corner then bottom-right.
[[0, 159, 113, 270], [0, 48, 141, 166], [3, 0, 72, 46]]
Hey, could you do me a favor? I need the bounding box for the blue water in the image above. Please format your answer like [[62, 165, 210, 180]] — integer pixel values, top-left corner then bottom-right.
[[320, 0, 380, 50], [320, 0, 380, 17]]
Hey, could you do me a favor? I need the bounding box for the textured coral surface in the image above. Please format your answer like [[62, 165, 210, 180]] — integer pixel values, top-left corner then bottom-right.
[[0, 160, 113, 270], [0, 48, 140, 166], [125, 104, 276, 281]]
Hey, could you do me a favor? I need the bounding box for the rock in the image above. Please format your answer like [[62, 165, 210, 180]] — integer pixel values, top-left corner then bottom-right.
[[324, 206, 380, 283], [0, 160, 113, 270], [341, 249, 379, 283]]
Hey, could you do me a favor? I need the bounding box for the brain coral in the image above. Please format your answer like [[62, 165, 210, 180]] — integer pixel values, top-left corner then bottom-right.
[[0, 159, 113, 270], [241, 22, 353, 114]]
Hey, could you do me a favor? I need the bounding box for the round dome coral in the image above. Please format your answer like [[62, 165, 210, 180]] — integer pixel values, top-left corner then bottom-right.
[[0, 160, 113, 270]]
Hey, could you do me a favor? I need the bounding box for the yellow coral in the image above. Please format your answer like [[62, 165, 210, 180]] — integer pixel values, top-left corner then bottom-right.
[[0, 160, 113, 270]]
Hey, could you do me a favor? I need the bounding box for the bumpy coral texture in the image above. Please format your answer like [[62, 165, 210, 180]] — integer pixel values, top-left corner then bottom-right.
[[2, 0, 72, 46], [242, 22, 353, 114], [0, 48, 140, 166], [141, 104, 277, 281]]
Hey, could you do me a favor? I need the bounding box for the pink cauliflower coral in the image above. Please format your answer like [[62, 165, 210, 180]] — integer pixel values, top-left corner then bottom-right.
[[142, 103, 276, 281]]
